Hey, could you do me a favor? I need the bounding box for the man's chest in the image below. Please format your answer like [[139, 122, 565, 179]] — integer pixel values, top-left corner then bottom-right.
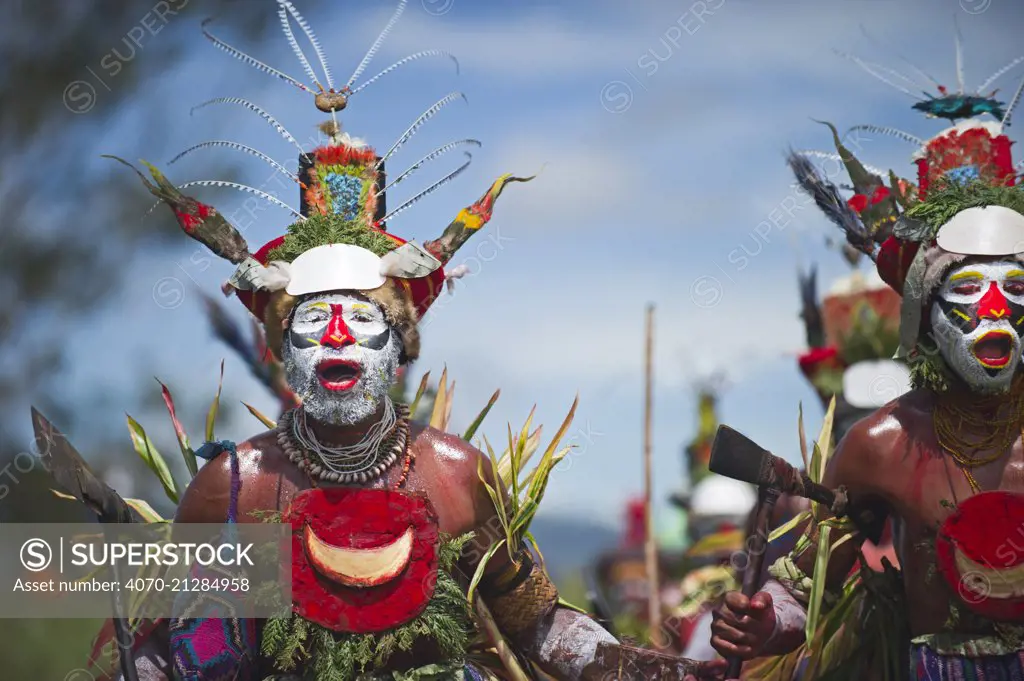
[[889, 436, 1024, 624], [238, 449, 477, 538], [890, 435, 1024, 527]]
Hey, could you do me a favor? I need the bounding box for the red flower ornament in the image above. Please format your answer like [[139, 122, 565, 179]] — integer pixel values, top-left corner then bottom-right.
[[936, 491, 1024, 621], [847, 194, 869, 213]]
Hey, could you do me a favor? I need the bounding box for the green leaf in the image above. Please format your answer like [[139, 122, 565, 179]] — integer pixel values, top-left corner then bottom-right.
[[443, 380, 456, 431], [485, 437, 517, 557], [157, 379, 197, 478], [126, 414, 179, 503], [556, 597, 590, 614], [797, 402, 809, 472], [466, 540, 505, 605], [809, 396, 836, 520], [125, 498, 165, 523], [409, 371, 431, 418], [205, 360, 225, 443], [768, 509, 811, 542], [525, 397, 577, 502], [477, 446, 509, 539], [525, 531, 547, 574], [817, 575, 859, 650], [503, 427, 543, 487], [243, 401, 277, 429], [429, 366, 449, 429], [462, 389, 500, 442], [805, 522, 832, 641], [525, 447, 570, 515], [814, 396, 837, 483]]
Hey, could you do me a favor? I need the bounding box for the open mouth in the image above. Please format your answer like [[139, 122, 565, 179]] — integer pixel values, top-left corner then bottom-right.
[[972, 331, 1014, 369], [316, 359, 362, 391]]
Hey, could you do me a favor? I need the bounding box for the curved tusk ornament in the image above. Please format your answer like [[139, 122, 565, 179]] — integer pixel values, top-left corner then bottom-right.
[[304, 524, 414, 587]]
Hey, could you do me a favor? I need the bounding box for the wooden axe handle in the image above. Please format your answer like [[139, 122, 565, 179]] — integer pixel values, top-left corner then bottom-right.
[[725, 486, 780, 679]]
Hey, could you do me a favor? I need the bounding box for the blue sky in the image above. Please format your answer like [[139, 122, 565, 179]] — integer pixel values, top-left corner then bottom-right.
[[47, 0, 1024, 533]]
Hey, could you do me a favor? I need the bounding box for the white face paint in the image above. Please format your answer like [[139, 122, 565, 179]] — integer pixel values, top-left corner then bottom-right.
[[929, 261, 1024, 394], [281, 292, 402, 426]]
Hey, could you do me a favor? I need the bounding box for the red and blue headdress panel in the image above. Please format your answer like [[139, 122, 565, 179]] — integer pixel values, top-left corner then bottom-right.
[[106, 0, 532, 361]]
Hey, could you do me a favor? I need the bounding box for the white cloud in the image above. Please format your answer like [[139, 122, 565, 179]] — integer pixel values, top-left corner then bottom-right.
[[55, 0, 1024, 528], [418, 258, 806, 393]]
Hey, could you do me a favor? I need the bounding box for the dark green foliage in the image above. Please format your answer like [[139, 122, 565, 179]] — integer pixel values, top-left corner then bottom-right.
[[908, 338, 955, 393], [838, 303, 900, 365], [267, 213, 399, 264], [261, 534, 476, 681], [1, 4, 276, 678], [905, 181, 1024, 236]]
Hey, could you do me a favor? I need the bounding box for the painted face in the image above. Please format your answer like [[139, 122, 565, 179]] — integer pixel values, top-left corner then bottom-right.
[[930, 261, 1024, 393], [282, 292, 402, 425]]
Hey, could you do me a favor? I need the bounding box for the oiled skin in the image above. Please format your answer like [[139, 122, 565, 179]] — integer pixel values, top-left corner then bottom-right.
[[805, 387, 1024, 637], [171, 422, 613, 679], [713, 385, 1024, 662], [175, 425, 506, 566]]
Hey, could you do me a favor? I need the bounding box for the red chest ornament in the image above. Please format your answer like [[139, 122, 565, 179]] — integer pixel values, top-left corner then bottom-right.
[[935, 490, 1024, 621], [285, 487, 441, 633]]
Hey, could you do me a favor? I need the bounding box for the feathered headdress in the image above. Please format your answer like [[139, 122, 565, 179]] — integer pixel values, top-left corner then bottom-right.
[[109, 0, 532, 362], [790, 28, 1024, 392], [791, 24, 1024, 293]]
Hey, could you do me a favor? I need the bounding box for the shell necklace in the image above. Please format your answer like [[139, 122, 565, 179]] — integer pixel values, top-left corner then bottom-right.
[[278, 401, 411, 485]]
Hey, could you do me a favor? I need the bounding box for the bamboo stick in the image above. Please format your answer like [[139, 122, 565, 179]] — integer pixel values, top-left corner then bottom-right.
[[474, 596, 532, 681], [643, 304, 663, 648]]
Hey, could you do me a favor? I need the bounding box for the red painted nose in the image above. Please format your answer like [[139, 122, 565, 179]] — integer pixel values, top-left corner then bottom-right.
[[320, 304, 355, 349], [979, 282, 1011, 320]]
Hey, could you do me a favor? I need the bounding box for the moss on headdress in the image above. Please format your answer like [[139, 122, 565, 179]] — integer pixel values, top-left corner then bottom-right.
[[266, 212, 399, 263], [909, 343, 956, 394], [899, 181, 1024, 393], [905, 181, 1024, 238]]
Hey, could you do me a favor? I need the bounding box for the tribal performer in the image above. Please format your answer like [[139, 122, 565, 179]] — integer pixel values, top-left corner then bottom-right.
[[708, 41, 1024, 681], [676, 474, 756, 663], [32, 3, 684, 680]]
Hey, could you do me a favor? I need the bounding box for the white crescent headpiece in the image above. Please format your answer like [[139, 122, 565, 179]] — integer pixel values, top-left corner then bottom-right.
[[229, 242, 442, 296], [842, 359, 912, 409], [935, 205, 1024, 256], [689, 474, 757, 517]]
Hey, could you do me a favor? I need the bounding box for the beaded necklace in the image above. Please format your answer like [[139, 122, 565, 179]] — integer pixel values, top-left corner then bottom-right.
[[278, 403, 415, 488], [932, 376, 1024, 493]]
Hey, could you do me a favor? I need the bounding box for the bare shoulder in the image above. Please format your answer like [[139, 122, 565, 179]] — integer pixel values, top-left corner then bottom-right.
[[824, 389, 931, 490], [173, 429, 287, 523], [409, 424, 493, 485], [406, 424, 499, 536]]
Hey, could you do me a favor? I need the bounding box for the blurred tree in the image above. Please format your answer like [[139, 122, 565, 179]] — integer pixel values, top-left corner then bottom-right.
[[0, 2, 275, 677]]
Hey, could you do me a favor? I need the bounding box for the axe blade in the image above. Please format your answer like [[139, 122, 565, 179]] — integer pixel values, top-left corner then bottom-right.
[[709, 425, 772, 486], [30, 407, 137, 524]]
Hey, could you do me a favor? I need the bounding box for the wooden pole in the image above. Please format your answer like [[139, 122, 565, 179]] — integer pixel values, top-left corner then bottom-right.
[[643, 304, 663, 648]]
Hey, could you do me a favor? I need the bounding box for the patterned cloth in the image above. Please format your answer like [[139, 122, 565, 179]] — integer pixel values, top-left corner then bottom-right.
[[170, 440, 260, 680], [912, 643, 1024, 681], [462, 663, 488, 681], [168, 617, 259, 681]]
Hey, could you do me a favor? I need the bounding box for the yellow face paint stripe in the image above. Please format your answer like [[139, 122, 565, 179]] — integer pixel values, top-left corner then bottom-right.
[[306, 302, 330, 311], [1007, 269, 1024, 278], [949, 271, 983, 282], [953, 309, 972, 321]]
